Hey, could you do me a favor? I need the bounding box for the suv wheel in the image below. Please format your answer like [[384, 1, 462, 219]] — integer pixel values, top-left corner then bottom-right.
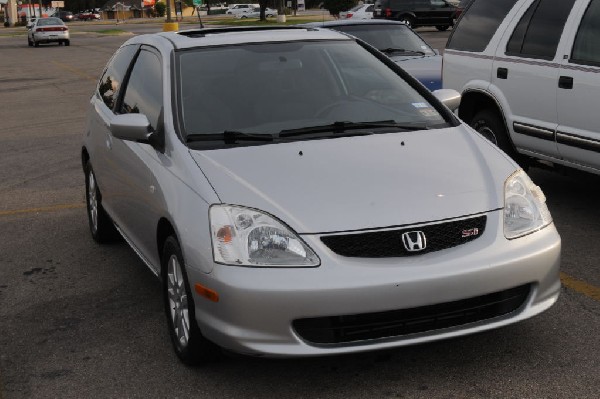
[[471, 109, 523, 160], [162, 236, 221, 365], [399, 15, 415, 28]]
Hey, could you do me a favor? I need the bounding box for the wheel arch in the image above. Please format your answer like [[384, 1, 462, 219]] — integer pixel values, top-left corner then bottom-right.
[[81, 147, 90, 171], [157, 217, 177, 276], [459, 90, 507, 130]]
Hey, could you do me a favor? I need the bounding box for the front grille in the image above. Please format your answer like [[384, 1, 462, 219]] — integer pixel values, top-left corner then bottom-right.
[[320, 215, 486, 258], [293, 284, 530, 345]]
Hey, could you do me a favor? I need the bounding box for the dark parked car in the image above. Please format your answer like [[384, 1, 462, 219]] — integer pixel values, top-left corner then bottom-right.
[[453, 0, 473, 20], [305, 20, 443, 90], [374, 0, 457, 30]]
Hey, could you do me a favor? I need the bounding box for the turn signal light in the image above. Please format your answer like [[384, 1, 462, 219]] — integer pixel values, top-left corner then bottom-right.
[[195, 283, 220, 303]]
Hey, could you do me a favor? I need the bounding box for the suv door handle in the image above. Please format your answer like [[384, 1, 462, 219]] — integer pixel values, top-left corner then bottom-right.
[[559, 76, 573, 89], [497, 67, 508, 79]]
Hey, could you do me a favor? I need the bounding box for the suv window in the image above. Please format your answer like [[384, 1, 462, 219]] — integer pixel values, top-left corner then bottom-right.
[[506, 0, 576, 59], [571, 0, 600, 66], [447, 0, 518, 52], [120, 49, 163, 131], [98, 45, 139, 110]]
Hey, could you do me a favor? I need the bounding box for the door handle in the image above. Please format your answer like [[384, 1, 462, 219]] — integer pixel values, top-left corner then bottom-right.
[[497, 67, 508, 79], [559, 76, 573, 89]]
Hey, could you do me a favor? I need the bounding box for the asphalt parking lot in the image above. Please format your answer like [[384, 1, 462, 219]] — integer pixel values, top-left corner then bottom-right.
[[0, 23, 599, 399]]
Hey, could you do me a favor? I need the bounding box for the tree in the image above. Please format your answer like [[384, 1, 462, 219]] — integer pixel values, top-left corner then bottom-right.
[[155, 1, 166, 16], [322, 0, 354, 17]]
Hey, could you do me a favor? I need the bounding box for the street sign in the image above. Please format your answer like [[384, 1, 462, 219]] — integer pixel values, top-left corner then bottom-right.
[[51, 1, 65, 7], [193, 0, 202, 5]]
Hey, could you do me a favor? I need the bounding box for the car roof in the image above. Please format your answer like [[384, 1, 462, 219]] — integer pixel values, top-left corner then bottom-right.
[[304, 20, 410, 28], [142, 26, 351, 50]]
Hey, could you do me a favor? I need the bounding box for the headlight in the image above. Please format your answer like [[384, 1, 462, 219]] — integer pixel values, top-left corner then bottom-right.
[[210, 205, 320, 267], [504, 170, 552, 239]]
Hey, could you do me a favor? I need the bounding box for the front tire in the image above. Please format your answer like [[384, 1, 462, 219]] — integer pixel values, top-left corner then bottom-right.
[[162, 236, 220, 365], [471, 109, 523, 164], [85, 161, 117, 243]]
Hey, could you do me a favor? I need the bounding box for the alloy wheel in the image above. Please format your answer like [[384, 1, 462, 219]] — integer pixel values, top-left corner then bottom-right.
[[167, 254, 190, 348], [87, 171, 99, 233]]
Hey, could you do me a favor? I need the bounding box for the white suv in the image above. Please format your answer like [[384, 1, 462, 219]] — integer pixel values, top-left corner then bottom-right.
[[443, 0, 600, 175]]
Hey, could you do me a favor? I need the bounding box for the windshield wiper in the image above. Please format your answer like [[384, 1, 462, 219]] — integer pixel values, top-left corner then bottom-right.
[[186, 131, 274, 144], [279, 121, 428, 137], [380, 48, 426, 56]]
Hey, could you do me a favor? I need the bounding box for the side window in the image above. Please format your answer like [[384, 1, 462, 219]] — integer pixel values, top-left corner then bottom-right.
[[120, 49, 163, 131], [447, 0, 518, 52], [571, 0, 600, 66], [506, 0, 576, 59], [98, 45, 138, 110]]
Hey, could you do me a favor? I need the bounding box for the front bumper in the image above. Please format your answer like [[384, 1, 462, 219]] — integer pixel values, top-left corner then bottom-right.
[[188, 210, 561, 357]]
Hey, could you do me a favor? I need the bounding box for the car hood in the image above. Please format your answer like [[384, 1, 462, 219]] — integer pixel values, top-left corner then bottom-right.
[[392, 54, 443, 91], [190, 125, 516, 234]]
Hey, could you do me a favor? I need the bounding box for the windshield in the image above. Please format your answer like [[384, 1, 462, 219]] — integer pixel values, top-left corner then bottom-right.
[[176, 40, 447, 145], [332, 24, 435, 55]]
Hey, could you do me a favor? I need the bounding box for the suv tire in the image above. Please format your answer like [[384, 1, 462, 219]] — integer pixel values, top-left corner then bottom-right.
[[471, 109, 519, 159], [399, 15, 415, 28]]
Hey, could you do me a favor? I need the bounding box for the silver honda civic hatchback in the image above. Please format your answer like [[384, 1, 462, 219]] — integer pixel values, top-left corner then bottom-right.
[[81, 27, 560, 364]]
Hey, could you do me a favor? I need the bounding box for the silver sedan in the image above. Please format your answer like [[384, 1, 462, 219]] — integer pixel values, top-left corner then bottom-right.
[[82, 27, 560, 364], [27, 17, 70, 47]]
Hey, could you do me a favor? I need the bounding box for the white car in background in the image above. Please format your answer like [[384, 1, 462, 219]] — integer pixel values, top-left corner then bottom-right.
[[235, 7, 278, 18], [27, 17, 70, 47], [226, 3, 259, 15], [340, 3, 374, 19]]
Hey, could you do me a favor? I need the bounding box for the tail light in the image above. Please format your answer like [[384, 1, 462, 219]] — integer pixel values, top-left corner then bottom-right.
[[385, 8, 392, 17], [36, 27, 68, 32], [346, 13, 353, 18]]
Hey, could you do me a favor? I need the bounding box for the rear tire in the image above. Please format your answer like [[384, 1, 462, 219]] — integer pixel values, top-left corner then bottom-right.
[[34, 40, 39, 47], [65, 39, 70, 46], [162, 236, 221, 366]]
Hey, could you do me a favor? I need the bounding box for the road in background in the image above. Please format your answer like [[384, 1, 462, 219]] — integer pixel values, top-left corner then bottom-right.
[[0, 27, 598, 399]]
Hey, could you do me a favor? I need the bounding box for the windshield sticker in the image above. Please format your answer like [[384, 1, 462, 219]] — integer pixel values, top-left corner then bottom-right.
[[412, 102, 428, 108], [419, 108, 440, 118]]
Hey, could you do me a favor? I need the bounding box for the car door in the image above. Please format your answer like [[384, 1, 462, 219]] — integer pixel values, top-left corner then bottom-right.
[[108, 46, 165, 261], [89, 44, 140, 219], [556, 0, 600, 171], [492, 0, 576, 159]]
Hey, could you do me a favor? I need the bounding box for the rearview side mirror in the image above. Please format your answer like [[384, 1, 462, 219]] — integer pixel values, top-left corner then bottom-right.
[[110, 113, 152, 142], [432, 89, 461, 112], [110, 113, 165, 152]]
